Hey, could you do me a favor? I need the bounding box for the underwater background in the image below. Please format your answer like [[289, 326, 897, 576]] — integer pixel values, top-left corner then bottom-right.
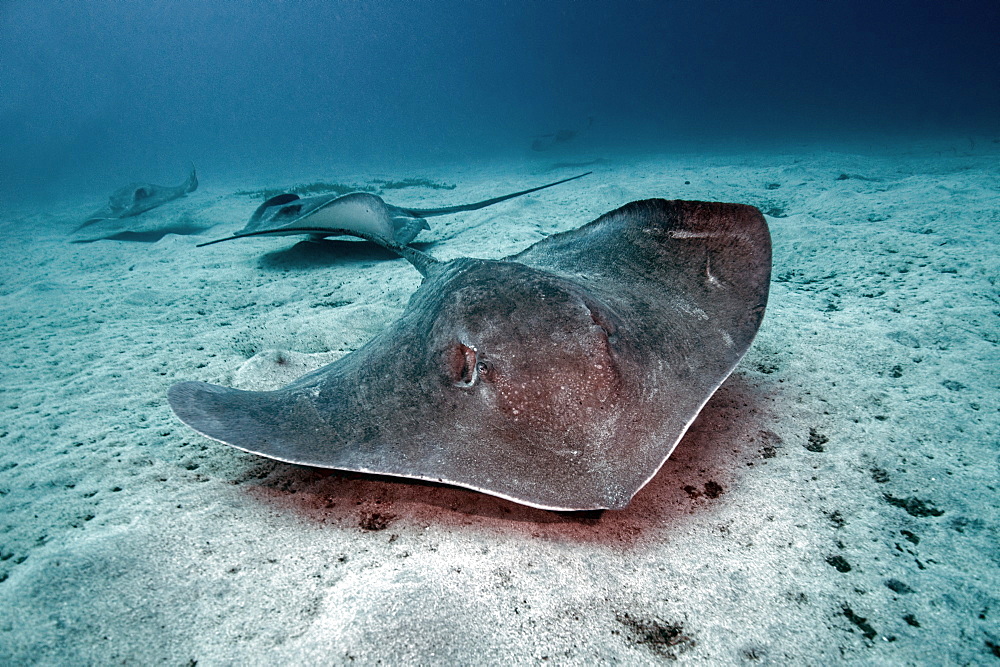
[[2, 0, 997, 201], [0, 0, 998, 664]]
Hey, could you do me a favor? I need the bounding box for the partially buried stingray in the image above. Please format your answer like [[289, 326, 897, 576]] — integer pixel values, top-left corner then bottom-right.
[[75, 166, 198, 232], [169, 199, 772, 511], [196, 171, 591, 248]]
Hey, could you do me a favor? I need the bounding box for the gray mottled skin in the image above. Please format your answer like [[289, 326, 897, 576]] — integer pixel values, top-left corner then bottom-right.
[[169, 199, 771, 511], [196, 172, 591, 248], [76, 166, 198, 232]]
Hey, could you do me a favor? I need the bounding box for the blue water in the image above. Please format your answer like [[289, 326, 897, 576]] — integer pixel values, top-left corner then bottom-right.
[[1, 0, 997, 200]]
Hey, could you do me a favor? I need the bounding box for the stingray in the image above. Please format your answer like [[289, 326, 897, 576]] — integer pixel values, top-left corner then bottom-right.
[[169, 199, 771, 511], [75, 166, 198, 232], [531, 117, 594, 152], [196, 172, 591, 248]]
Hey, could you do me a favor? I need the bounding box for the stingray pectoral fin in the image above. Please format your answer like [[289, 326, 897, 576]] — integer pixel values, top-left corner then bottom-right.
[[195, 225, 439, 274], [168, 381, 339, 467], [249, 193, 301, 224], [195, 227, 340, 247], [169, 379, 431, 478], [168, 377, 619, 511], [197, 226, 393, 247]]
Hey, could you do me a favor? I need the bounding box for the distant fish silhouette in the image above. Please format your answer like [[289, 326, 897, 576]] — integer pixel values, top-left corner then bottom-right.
[[196, 172, 592, 248], [75, 166, 198, 232], [169, 198, 772, 511]]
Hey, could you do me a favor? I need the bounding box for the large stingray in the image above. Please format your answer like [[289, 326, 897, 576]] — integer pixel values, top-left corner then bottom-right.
[[75, 166, 198, 232], [169, 199, 772, 511], [196, 172, 591, 248]]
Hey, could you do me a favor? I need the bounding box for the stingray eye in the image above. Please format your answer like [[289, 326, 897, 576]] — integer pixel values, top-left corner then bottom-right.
[[448, 343, 479, 387], [476, 359, 495, 380]]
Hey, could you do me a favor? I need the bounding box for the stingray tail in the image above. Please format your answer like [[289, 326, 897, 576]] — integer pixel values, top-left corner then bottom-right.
[[405, 171, 592, 217], [373, 236, 440, 277]]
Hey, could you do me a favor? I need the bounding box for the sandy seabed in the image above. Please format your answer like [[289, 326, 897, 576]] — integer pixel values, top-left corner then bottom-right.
[[0, 143, 997, 664]]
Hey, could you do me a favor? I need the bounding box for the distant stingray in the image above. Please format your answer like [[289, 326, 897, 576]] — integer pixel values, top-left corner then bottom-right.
[[70, 223, 211, 244], [75, 166, 198, 232], [169, 199, 771, 511], [532, 117, 594, 152], [196, 172, 591, 248]]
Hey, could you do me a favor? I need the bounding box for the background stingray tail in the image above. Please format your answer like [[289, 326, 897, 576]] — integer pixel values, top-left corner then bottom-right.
[[407, 171, 591, 217], [184, 165, 198, 193], [350, 229, 439, 277]]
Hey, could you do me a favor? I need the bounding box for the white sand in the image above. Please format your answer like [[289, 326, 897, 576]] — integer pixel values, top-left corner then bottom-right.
[[1, 144, 997, 664]]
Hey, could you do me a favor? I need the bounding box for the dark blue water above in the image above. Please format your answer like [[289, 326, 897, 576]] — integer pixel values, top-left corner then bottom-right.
[[1, 0, 997, 199]]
